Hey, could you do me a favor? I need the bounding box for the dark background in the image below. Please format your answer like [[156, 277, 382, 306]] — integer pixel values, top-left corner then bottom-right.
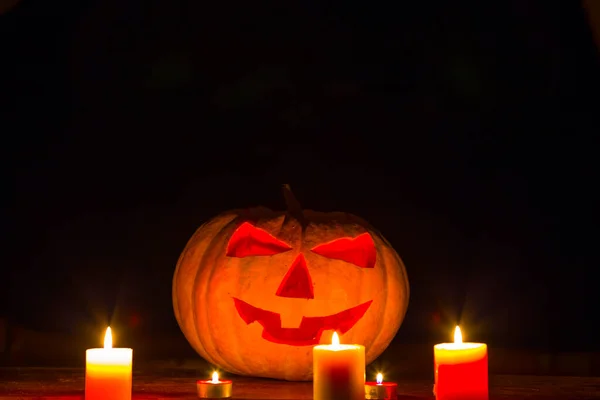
[[1, 0, 598, 357]]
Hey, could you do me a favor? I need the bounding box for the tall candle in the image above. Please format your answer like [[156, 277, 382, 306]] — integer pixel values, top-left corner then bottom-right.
[[313, 332, 365, 400], [433, 326, 488, 400], [85, 327, 133, 400]]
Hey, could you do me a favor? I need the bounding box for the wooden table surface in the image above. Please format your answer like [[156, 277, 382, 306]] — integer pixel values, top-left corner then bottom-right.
[[0, 368, 599, 400]]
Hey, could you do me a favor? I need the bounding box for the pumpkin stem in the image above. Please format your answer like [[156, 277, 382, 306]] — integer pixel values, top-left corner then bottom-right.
[[282, 184, 304, 221]]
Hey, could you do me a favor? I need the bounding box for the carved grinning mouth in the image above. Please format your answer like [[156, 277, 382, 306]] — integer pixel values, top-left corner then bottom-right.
[[232, 297, 373, 346]]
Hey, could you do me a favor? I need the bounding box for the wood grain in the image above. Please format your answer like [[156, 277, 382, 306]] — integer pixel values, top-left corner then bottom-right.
[[0, 368, 599, 400]]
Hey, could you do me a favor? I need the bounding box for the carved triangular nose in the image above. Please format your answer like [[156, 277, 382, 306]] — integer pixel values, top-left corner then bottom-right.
[[275, 254, 314, 299]]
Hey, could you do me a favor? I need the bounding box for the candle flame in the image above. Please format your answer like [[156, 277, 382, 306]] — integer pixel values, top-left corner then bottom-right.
[[376, 373, 383, 384], [331, 331, 340, 346], [211, 371, 219, 383], [454, 326, 462, 344], [104, 327, 112, 349]]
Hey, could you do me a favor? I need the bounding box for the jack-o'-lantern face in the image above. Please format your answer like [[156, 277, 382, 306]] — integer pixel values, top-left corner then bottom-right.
[[173, 188, 409, 381], [228, 221, 376, 346]]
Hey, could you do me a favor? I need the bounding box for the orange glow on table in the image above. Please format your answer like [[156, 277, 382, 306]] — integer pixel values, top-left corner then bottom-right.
[[313, 332, 365, 400], [85, 327, 133, 400], [433, 326, 488, 400]]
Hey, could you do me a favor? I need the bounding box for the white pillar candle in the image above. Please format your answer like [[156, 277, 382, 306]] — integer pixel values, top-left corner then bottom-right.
[[313, 332, 365, 400]]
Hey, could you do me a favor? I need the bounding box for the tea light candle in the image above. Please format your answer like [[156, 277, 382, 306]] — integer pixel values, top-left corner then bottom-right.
[[85, 327, 133, 400], [365, 373, 398, 399], [313, 331, 365, 400], [433, 326, 488, 400], [197, 371, 232, 399]]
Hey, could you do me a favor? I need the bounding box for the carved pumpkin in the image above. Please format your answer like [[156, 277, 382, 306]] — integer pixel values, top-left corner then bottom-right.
[[172, 186, 409, 381]]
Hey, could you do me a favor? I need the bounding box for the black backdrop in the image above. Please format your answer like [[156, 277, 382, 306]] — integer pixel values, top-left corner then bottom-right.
[[1, 0, 598, 352]]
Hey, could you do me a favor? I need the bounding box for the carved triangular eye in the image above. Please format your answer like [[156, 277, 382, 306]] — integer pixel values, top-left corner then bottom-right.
[[311, 233, 376, 268], [226, 222, 292, 258]]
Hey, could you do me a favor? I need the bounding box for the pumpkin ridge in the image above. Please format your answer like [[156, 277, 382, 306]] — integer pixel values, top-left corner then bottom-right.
[[366, 232, 391, 360], [198, 217, 244, 374], [192, 236, 217, 368], [172, 248, 186, 329], [173, 216, 236, 362], [370, 234, 409, 362], [188, 225, 221, 366], [172, 247, 193, 340], [173, 223, 208, 325]]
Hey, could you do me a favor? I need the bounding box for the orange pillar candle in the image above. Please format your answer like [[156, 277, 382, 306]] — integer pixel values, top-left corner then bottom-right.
[[433, 326, 488, 400], [85, 327, 133, 400], [313, 332, 365, 400]]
